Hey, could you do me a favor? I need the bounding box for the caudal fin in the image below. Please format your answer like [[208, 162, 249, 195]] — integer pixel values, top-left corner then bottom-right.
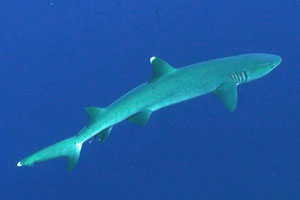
[[67, 142, 82, 170], [17, 136, 83, 171]]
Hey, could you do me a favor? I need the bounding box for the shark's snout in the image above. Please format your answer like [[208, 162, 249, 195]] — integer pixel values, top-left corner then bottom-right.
[[262, 54, 282, 70], [260, 54, 282, 72], [271, 55, 282, 69]]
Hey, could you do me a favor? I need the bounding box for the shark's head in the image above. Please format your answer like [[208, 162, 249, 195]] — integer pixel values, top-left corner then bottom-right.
[[244, 53, 281, 81]]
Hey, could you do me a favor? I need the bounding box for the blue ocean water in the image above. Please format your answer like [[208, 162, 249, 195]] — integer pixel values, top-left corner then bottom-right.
[[1, 0, 299, 199]]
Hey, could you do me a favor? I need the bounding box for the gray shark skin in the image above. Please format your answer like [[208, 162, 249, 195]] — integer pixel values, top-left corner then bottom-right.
[[17, 53, 282, 170]]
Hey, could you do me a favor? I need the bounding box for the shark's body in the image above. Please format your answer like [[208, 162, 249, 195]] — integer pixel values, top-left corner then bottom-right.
[[18, 53, 282, 170]]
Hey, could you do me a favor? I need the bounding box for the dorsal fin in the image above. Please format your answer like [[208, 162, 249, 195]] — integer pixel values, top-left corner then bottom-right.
[[149, 57, 176, 82], [85, 106, 105, 124], [214, 82, 238, 112]]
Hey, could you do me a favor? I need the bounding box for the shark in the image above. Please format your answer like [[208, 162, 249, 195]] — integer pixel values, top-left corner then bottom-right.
[[17, 53, 282, 170]]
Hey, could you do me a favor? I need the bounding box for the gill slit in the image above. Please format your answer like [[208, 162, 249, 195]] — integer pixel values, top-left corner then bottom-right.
[[231, 71, 248, 85]]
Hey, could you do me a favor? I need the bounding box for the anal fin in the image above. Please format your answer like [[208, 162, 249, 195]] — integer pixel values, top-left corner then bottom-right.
[[89, 127, 113, 144], [99, 126, 113, 143]]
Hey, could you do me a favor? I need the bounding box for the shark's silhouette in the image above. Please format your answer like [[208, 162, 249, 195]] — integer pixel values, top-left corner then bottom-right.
[[18, 53, 282, 170]]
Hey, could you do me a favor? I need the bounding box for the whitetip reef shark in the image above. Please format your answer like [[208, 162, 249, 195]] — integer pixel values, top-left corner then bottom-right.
[[17, 53, 282, 170]]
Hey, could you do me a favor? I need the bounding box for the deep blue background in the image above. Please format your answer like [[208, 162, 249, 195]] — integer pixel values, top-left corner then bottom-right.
[[1, 1, 299, 199]]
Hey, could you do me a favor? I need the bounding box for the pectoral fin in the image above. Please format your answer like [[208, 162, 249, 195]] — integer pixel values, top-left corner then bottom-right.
[[214, 82, 237, 112], [128, 110, 152, 126]]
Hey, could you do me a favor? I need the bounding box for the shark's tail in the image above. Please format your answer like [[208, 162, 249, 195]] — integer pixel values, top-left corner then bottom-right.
[[17, 107, 112, 171], [17, 135, 84, 171]]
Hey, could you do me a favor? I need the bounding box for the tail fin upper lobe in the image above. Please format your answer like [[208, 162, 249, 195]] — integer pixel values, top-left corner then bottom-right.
[[18, 136, 83, 171]]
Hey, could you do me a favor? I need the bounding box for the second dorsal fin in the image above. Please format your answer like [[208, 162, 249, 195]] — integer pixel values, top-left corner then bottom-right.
[[85, 106, 105, 125], [149, 57, 176, 82]]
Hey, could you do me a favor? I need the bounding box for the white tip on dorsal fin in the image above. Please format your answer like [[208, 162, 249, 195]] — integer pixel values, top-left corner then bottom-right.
[[149, 57, 176, 82], [150, 56, 156, 63]]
